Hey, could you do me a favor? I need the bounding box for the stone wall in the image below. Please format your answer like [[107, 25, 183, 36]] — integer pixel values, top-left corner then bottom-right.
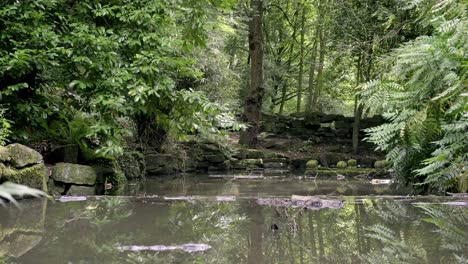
[[261, 112, 385, 144]]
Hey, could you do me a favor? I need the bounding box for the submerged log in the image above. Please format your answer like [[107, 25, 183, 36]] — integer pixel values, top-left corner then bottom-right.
[[116, 243, 212, 253], [208, 175, 264, 179], [257, 195, 343, 210], [371, 179, 393, 185]]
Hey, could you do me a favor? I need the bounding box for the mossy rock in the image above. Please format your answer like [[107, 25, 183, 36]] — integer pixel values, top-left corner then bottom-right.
[[306, 160, 319, 169], [336, 161, 348, 168], [374, 160, 389, 169], [307, 152, 348, 167], [237, 149, 266, 159], [66, 185, 96, 196], [309, 167, 379, 177], [203, 154, 226, 163], [1, 144, 43, 168], [117, 151, 146, 180], [347, 159, 357, 167], [238, 158, 263, 166], [51, 163, 97, 185], [0, 163, 47, 191]]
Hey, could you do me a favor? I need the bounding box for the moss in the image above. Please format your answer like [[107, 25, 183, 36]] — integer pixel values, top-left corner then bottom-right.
[[117, 151, 146, 180], [238, 159, 263, 166], [347, 159, 357, 167], [307, 152, 349, 167], [238, 148, 266, 159], [336, 161, 348, 168], [374, 160, 389, 168], [0, 163, 47, 191], [306, 167, 379, 177], [5, 144, 43, 168], [306, 160, 319, 169], [0, 146, 9, 161]]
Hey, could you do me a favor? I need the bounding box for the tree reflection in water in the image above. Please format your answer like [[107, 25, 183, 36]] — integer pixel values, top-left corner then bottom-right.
[[1, 197, 466, 263]]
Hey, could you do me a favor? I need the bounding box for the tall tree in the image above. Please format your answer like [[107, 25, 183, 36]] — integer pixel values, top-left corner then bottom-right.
[[239, 0, 265, 147], [296, 2, 306, 113]]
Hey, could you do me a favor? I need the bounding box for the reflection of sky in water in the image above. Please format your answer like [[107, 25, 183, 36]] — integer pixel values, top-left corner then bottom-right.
[[0, 178, 466, 263]]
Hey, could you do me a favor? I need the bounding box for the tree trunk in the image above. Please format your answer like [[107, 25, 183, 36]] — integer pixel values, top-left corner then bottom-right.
[[306, 34, 318, 113], [352, 99, 363, 154], [296, 3, 306, 113], [247, 201, 264, 264], [239, 0, 264, 148], [311, 25, 325, 111], [134, 113, 167, 151]]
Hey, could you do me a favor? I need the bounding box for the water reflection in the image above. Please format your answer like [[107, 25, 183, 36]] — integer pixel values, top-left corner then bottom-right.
[[0, 199, 47, 261], [1, 195, 466, 264]]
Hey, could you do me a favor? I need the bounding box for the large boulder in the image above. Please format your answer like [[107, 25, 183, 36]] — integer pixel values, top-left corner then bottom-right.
[[236, 148, 266, 159], [0, 144, 47, 191], [0, 163, 47, 191], [145, 153, 177, 174], [0, 144, 43, 168], [51, 163, 97, 185]]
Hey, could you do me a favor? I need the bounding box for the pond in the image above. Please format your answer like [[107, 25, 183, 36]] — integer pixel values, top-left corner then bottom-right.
[[1, 176, 467, 263]]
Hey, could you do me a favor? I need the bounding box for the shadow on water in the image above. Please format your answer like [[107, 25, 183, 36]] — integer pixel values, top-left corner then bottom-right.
[[1, 177, 467, 263]]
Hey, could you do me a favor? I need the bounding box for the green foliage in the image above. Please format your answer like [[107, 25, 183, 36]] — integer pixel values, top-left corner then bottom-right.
[[363, 0, 467, 192], [0, 109, 11, 146], [0, 0, 237, 157], [363, 224, 428, 264]]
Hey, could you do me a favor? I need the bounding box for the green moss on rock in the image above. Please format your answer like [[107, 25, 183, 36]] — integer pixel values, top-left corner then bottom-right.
[[238, 158, 263, 166], [306, 167, 379, 177], [374, 160, 389, 169], [237, 149, 266, 159], [336, 161, 348, 168], [306, 160, 319, 169], [347, 159, 357, 167], [4, 143, 43, 168], [0, 163, 47, 191], [117, 151, 146, 180]]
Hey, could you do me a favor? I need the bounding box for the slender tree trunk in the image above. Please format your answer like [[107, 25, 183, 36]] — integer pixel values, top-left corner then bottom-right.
[[279, 6, 299, 115], [352, 100, 364, 154], [317, 211, 324, 260], [247, 202, 264, 264], [308, 213, 317, 257], [306, 36, 318, 113], [311, 26, 325, 111], [296, 3, 306, 113], [279, 83, 288, 114], [352, 48, 373, 154], [240, 0, 264, 148]]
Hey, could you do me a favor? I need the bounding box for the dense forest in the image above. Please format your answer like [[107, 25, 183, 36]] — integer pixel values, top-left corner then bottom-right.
[[0, 0, 466, 194]]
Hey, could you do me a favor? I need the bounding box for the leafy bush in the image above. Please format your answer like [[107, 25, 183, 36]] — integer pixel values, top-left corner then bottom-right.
[[0, 0, 241, 157], [0, 109, 11, 146], [362, 0, 467, 192]]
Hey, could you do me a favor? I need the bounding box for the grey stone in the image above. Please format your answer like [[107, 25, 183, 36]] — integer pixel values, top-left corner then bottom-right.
[[263, 162, 287, 169], [66, 185, 96, 196], [203, 154, 226, 163], [1, 144, 43, 168], [51, 163, 97, 185], [0, 163, 47, 191], [118, 151, 146, 179]]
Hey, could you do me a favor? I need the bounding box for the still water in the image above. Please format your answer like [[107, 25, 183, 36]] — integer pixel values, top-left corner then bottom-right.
[[1, 176, 467, 263]]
